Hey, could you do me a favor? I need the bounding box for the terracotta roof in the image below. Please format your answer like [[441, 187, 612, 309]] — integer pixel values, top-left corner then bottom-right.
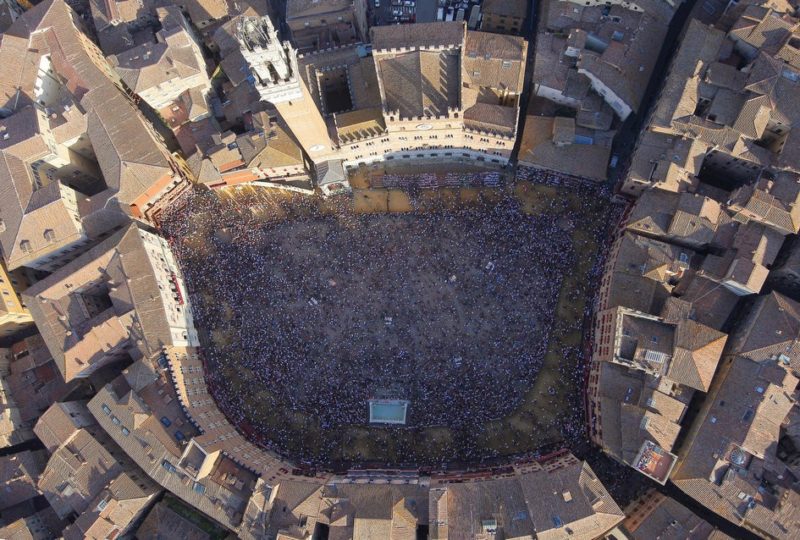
[[438, 456, 623, 540], [236, 113, 305, 169], [622, 490, 720, 539], [264, 481, 324, 537], [464, 30, 526, 61], [518, 115, 612, 181], [0, 112, 91, 271], [664, 193, 725, 248], [650, 20, 727, 130], [533, 33, 578, 95], [111, 29, 205, 96], [626, 189, 681, 238], [181, 0, 229, 25], [463, 103, 518, 135], [627, 131, 704, 192], [576, 22, 666, 114], [37, 425, 135, 520], [136, 502, 212, 540], [89, 0, 157, 32], [0, 0, 186, 270], [603, 232, 693, 313], [32, 400, 96, 453], [729, 174, 800, 235], [727, 291, 800, 366], [0, 334, 70, 446], [668, 320, 727, 392], [370, 21, 465, 51], [85, 85, 176, 206], [0, 507, 65, 540], [672, 356, 798, 532], [87, 371, 259, 531], [642, 7, 800, 186], [318, 483, 427, 540], [542, 0, 675, 118], [23, 225, 188, 381], [375, 49, 460, 119], [605, 271, 671, 315], [462, 31, 527, 108], [729, 8, 797, 56], [286, 0, 352, 20], [705, 61, 748, 91], [63, 471, 160, 540], [0, 449, 47, 511], [698, 222, 783, 294], [665, 274, 739, 331]]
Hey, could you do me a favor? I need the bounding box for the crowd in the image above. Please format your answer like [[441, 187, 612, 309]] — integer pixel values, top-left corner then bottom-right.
[[374, 171, 504, 189], [517, 166, 614, 195], [160, 177, 620, 467]]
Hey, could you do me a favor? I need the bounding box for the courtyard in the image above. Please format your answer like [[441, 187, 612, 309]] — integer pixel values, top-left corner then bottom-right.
[[162, 175, 618, 468]]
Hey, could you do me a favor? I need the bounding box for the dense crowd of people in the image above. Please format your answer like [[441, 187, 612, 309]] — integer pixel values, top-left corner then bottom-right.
[[373, 171, 503, 189], [161, 173, 621, 467]]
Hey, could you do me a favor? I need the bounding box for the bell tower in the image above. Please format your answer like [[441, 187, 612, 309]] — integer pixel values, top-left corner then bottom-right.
[[236, 17, 334, 162]]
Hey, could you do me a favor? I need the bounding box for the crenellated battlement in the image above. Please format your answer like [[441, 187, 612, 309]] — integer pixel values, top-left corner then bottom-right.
[[384, 106, 463, 123], [372, 43, 461, 55]]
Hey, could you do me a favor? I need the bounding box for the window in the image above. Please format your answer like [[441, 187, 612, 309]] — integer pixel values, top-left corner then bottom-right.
[[19, 240, 31, 254], [101, 404, 111, 415], [43, 229, 55, 242]]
